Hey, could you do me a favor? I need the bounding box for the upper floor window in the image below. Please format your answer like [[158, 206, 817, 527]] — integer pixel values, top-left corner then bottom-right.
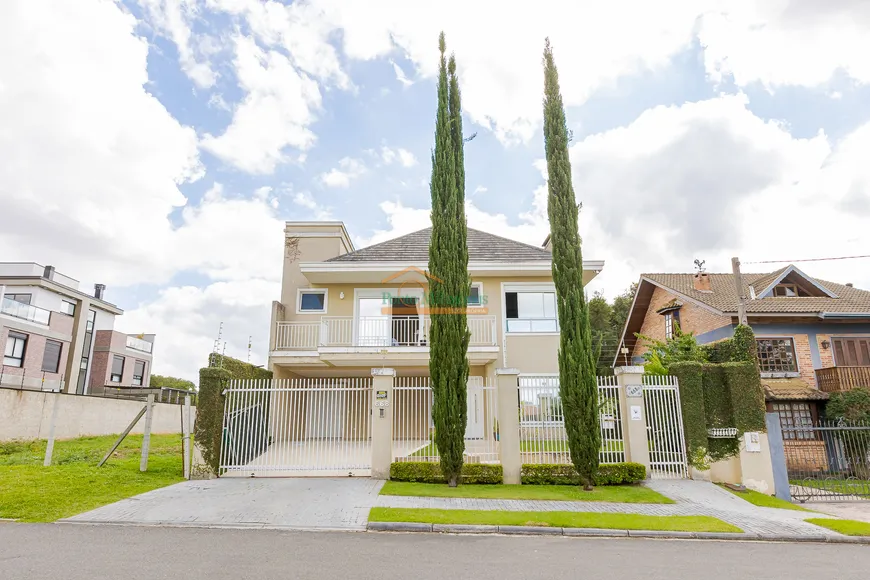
[[111, 355, 125, 382], [297, 289, 327, 313], [6, 293, 32, 305], [61, 300, 76, 316], [3, 331, 27, 367], [664, 312, 675, 339], [505, 290, 558, 333], [756, 338, 798, 373], [132, 360, 146, 386], [468, 283, 483, 306], [41, 339, 63, 373], [773, 284, 798, 297]]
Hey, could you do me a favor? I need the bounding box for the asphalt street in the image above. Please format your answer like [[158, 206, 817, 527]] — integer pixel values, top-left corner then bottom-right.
[[2, 524, 869, 580]]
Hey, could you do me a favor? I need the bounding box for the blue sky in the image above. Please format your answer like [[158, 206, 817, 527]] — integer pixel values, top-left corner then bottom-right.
[[2, 0, 870, 380]]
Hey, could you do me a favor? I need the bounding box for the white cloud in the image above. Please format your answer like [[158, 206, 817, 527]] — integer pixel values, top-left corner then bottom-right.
[[396, 148, 418, 167], [137, 0, 218, 88], [390, 59, 414, 87], [200, 34, 322, 174], [377, 145, 417, 167], [319, 157, 367, 188], [473, 185, 488, 195], [121, 279, 278, 380], [699, 2, 870, 89]]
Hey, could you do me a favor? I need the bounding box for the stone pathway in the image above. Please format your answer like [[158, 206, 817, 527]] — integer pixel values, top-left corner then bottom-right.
[[62, 478, 385, 531], [376, 479, 842, 537]]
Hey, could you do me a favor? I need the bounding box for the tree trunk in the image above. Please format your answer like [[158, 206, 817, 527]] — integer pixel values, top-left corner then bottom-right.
[[448, 475, 459, 488]]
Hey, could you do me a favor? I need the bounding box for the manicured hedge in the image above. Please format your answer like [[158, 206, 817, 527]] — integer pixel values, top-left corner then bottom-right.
[[703, 339, 735, 364], [722, 361, 766, 432], [669, 362, 707, 464], [521, 463, 646, 486], [195, 367, 232, 474], [702, 363, 732, 429], [208, 353, 272, 380], [390, 462, 503, 484]]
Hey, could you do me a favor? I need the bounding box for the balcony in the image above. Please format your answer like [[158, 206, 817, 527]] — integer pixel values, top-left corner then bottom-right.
[[275, 315, 498, 351], [1, 297, 50, 325], [815, 366, 870, 393], [126, 335, 153, 354]]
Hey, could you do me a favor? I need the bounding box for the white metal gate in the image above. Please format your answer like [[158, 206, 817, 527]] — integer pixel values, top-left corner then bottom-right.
[[642, 375, 688, 479], [220, 377, 372, 477]]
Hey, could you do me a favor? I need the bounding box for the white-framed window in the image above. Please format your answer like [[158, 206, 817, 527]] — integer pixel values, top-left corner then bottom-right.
[[4, 331, 27, 367], [111, 355, 125, 382], [468, 282, 483, 306], [665, 313, 674, 339], [297, 289, 328, 314], [60, 300, 76, 316], [504, 285, 558, 333]]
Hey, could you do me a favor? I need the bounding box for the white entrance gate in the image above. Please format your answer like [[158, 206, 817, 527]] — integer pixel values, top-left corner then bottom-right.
[[220, 377, 372, 477], [642, 375, 689, 479]]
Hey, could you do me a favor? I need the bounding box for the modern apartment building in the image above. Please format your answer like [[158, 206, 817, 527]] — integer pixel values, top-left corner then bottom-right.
[[0, 263, 154, 393]]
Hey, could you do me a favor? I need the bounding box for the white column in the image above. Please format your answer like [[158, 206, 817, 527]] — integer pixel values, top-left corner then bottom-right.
[[615, 366, 651, 477], [496, 368, 521, 484], [370, 368, 395, 479]]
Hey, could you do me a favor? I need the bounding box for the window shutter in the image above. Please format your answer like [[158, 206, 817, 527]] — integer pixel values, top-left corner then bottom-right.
[[112, 355, 125, 376], [41, 340, 62, 373]]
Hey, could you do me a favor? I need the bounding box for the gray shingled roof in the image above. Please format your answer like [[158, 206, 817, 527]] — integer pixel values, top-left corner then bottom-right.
[[643, 270, 870, 314], [326, 227, 555, 263]]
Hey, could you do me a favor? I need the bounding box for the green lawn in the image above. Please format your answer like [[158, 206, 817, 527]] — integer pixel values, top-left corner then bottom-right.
[[369, 507, 742, 533], [381, 481, 673, 504], [791, 479, 870, 494], [716, 484, 812, 512], [805, 518, 870, 536], [0, 434, 185, 523]]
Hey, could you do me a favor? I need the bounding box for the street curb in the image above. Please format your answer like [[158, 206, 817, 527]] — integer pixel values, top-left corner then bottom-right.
[[366, 523, 870, 544]]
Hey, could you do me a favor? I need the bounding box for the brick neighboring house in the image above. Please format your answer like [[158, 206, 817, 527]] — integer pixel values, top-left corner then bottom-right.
[[0, 262, 155, 394], [616, 264, 870, 431]]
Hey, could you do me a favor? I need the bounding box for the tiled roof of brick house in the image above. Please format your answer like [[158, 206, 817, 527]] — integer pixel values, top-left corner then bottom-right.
[[326, 227, 555, 263]]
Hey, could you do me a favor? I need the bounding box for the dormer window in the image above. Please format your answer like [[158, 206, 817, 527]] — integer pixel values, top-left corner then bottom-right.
[[657, 300, 681, 339], [773, 284, 799, 297], [665, 312, 675, 339]]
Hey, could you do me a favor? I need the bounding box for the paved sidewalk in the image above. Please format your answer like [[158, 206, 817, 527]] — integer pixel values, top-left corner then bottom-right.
[[62, 478, 385, 530], [376, 479, 841, 537]]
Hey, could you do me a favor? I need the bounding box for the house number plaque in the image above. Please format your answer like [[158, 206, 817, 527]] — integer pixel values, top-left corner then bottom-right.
[[626, 384, 643, 398]]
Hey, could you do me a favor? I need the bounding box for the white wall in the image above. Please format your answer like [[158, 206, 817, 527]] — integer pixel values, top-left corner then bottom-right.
[[0, 388, 195, 441]]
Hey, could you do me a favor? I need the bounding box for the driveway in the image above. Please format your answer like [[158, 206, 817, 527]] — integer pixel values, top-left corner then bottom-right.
[[61, 478, 384, 531]]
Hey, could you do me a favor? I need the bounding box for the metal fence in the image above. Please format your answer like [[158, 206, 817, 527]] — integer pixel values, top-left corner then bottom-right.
[[219, 377, 372, 476], [392, 376, 499, 464], [783, 420, 870, 502], [642, 374, 688, 479], [518, 375, 626, 466]]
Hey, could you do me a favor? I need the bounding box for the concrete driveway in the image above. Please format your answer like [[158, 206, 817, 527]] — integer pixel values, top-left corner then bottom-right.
[[61, 477, 385, 531]]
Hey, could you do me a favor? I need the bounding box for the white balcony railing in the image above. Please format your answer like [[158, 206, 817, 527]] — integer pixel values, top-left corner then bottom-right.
[[1, 297, 50, 325], [275, 315, 498, 351], [126, 335, 153, 353]]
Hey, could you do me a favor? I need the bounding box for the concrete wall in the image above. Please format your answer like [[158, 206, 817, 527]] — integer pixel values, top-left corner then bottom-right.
[[0, 387, 193, 441]]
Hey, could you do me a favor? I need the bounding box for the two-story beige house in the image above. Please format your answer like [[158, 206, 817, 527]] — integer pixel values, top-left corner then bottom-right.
[[268, 221, 603, 381]]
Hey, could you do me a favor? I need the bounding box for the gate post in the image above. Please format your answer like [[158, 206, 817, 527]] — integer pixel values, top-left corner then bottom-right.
[[765, 412, 791, 501], [370, 368, 395, 479], [615, 366, 651, 477], [496, 368, 521, 484]]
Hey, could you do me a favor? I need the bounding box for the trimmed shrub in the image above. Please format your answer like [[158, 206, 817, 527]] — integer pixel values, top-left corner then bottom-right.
[[389, 462, 502, 484], [703, 339, 735, 363], [195, 367, 232, 474], [731, 324, 759, 365], [520, 463, 646, 486], [722, 361, 766, 433], [702, 364, 731, 429], [670, 361, 707, 466], [208, 353, 272, 380]]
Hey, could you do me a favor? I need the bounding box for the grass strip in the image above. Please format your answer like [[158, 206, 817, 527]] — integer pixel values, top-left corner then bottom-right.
[[381, 481, 673, 504], [805, 518, 870, 537], [716, 484, 812, 512], [369, 507, 742, 533]]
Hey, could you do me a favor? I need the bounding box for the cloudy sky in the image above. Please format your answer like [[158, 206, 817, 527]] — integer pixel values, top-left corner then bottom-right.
[[2, 0, 870, 380]]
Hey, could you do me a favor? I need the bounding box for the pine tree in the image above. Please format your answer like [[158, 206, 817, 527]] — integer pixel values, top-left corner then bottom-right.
[[429, 33, 470, 487], [542, 38, 600, 489]]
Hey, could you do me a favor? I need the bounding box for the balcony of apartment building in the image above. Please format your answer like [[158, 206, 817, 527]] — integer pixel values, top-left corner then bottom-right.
[[813, 338, 870, 393], [1, 295, 52, 326], [272, 313, 499, 368]]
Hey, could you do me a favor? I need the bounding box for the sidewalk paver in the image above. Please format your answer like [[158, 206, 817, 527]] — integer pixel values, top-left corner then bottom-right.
[[62, 477, 384, 531]]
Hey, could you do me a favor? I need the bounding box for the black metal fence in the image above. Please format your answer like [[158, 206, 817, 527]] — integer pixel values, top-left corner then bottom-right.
[[782, 420, 870, 502]]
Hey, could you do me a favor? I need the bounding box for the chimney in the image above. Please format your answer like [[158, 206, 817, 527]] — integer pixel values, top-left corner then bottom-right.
[[693, 272, 712, 292], [94, 283, 106, 300], [43, 265, 56, 280], [846, 283, 854, 288]]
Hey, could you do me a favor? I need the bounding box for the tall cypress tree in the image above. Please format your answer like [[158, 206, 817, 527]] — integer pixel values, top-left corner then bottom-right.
[[429, 33, 470, 487], [542, 38, 600, 489]]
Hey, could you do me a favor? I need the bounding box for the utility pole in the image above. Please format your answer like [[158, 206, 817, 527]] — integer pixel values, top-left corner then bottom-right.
[[732, 256, 748, 326]]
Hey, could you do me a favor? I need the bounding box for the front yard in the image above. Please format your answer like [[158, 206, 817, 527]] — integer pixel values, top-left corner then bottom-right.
[[0, 434, 185, 522], [380, 481, 673, 503]]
